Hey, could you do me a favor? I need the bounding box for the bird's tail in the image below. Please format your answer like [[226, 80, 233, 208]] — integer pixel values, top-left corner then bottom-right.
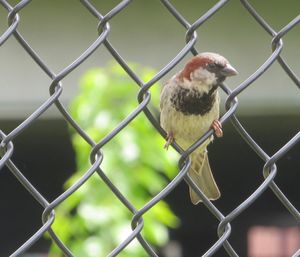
[[188, 150, 221, 205]]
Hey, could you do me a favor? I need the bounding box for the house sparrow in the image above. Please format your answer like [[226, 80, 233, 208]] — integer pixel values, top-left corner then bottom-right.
[[160, 52, 237, 204]]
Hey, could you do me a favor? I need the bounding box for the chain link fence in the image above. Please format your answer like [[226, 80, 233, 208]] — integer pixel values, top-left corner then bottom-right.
[[0, 0, 299, 256]]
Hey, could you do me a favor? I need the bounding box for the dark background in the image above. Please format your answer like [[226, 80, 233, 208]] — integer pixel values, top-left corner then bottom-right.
[[0, 115, 299, 257]]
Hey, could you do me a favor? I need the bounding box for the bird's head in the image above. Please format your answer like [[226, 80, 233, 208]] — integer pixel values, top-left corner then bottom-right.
[[178, 52, 238, 88]]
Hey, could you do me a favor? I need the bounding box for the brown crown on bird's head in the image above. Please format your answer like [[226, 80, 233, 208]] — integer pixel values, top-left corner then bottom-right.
[[178, 52, 238, 82]]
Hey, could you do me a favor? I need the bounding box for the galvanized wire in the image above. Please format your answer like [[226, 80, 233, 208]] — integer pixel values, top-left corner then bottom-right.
[[0, 0, 299, 256]]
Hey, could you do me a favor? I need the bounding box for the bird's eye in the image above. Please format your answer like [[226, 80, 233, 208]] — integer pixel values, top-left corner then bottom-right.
[[216, 63, 225, 68], [207, 63, 216, 69], [207, 63, 224, 71]]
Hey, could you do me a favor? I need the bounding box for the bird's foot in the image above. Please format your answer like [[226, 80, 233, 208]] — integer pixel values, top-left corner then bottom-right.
[[211, 120, 223, 137], [164, 132, 174, 150]]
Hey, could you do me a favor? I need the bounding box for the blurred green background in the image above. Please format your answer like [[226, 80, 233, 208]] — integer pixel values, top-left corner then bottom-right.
[[0, 1, 299, 257], [49, 64, 180, 257]]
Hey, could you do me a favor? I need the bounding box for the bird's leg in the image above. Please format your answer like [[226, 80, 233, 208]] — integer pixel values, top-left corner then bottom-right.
[[164, 132, 174, 150], [211, 120, 223, 137]]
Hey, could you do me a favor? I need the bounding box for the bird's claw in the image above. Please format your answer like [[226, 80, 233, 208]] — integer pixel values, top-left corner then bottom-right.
[[211, 120, 223, 137], [164, 132, 174, 150]]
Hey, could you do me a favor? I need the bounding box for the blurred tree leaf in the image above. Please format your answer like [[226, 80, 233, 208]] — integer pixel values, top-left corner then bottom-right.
[[50, 62, 179, 257]]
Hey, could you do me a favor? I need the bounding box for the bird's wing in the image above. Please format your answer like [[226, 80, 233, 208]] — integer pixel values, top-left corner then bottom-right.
[[159, 75, 177, 110], [159, 81, 169, 110]]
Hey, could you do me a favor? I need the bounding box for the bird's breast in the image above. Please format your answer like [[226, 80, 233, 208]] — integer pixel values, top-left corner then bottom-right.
[[160, 89, 219, 148], [170, 86, 217, 116]]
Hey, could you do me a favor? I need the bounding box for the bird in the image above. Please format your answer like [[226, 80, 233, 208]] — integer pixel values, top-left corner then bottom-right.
[[160, 52, 238, 204]]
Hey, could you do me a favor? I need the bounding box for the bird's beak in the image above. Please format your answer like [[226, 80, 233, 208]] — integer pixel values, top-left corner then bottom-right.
[[221, 63, 238, 77]]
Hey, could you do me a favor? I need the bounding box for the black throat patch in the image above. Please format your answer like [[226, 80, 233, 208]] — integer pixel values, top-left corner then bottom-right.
[[170, 85, 217, 116]]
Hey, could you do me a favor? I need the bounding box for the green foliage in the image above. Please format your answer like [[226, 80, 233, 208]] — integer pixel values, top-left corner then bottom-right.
[[50, 62, 179, 256]]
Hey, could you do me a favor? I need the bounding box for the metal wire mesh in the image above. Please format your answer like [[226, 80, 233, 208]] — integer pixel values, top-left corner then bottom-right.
[[0, 0, 299, 256]]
